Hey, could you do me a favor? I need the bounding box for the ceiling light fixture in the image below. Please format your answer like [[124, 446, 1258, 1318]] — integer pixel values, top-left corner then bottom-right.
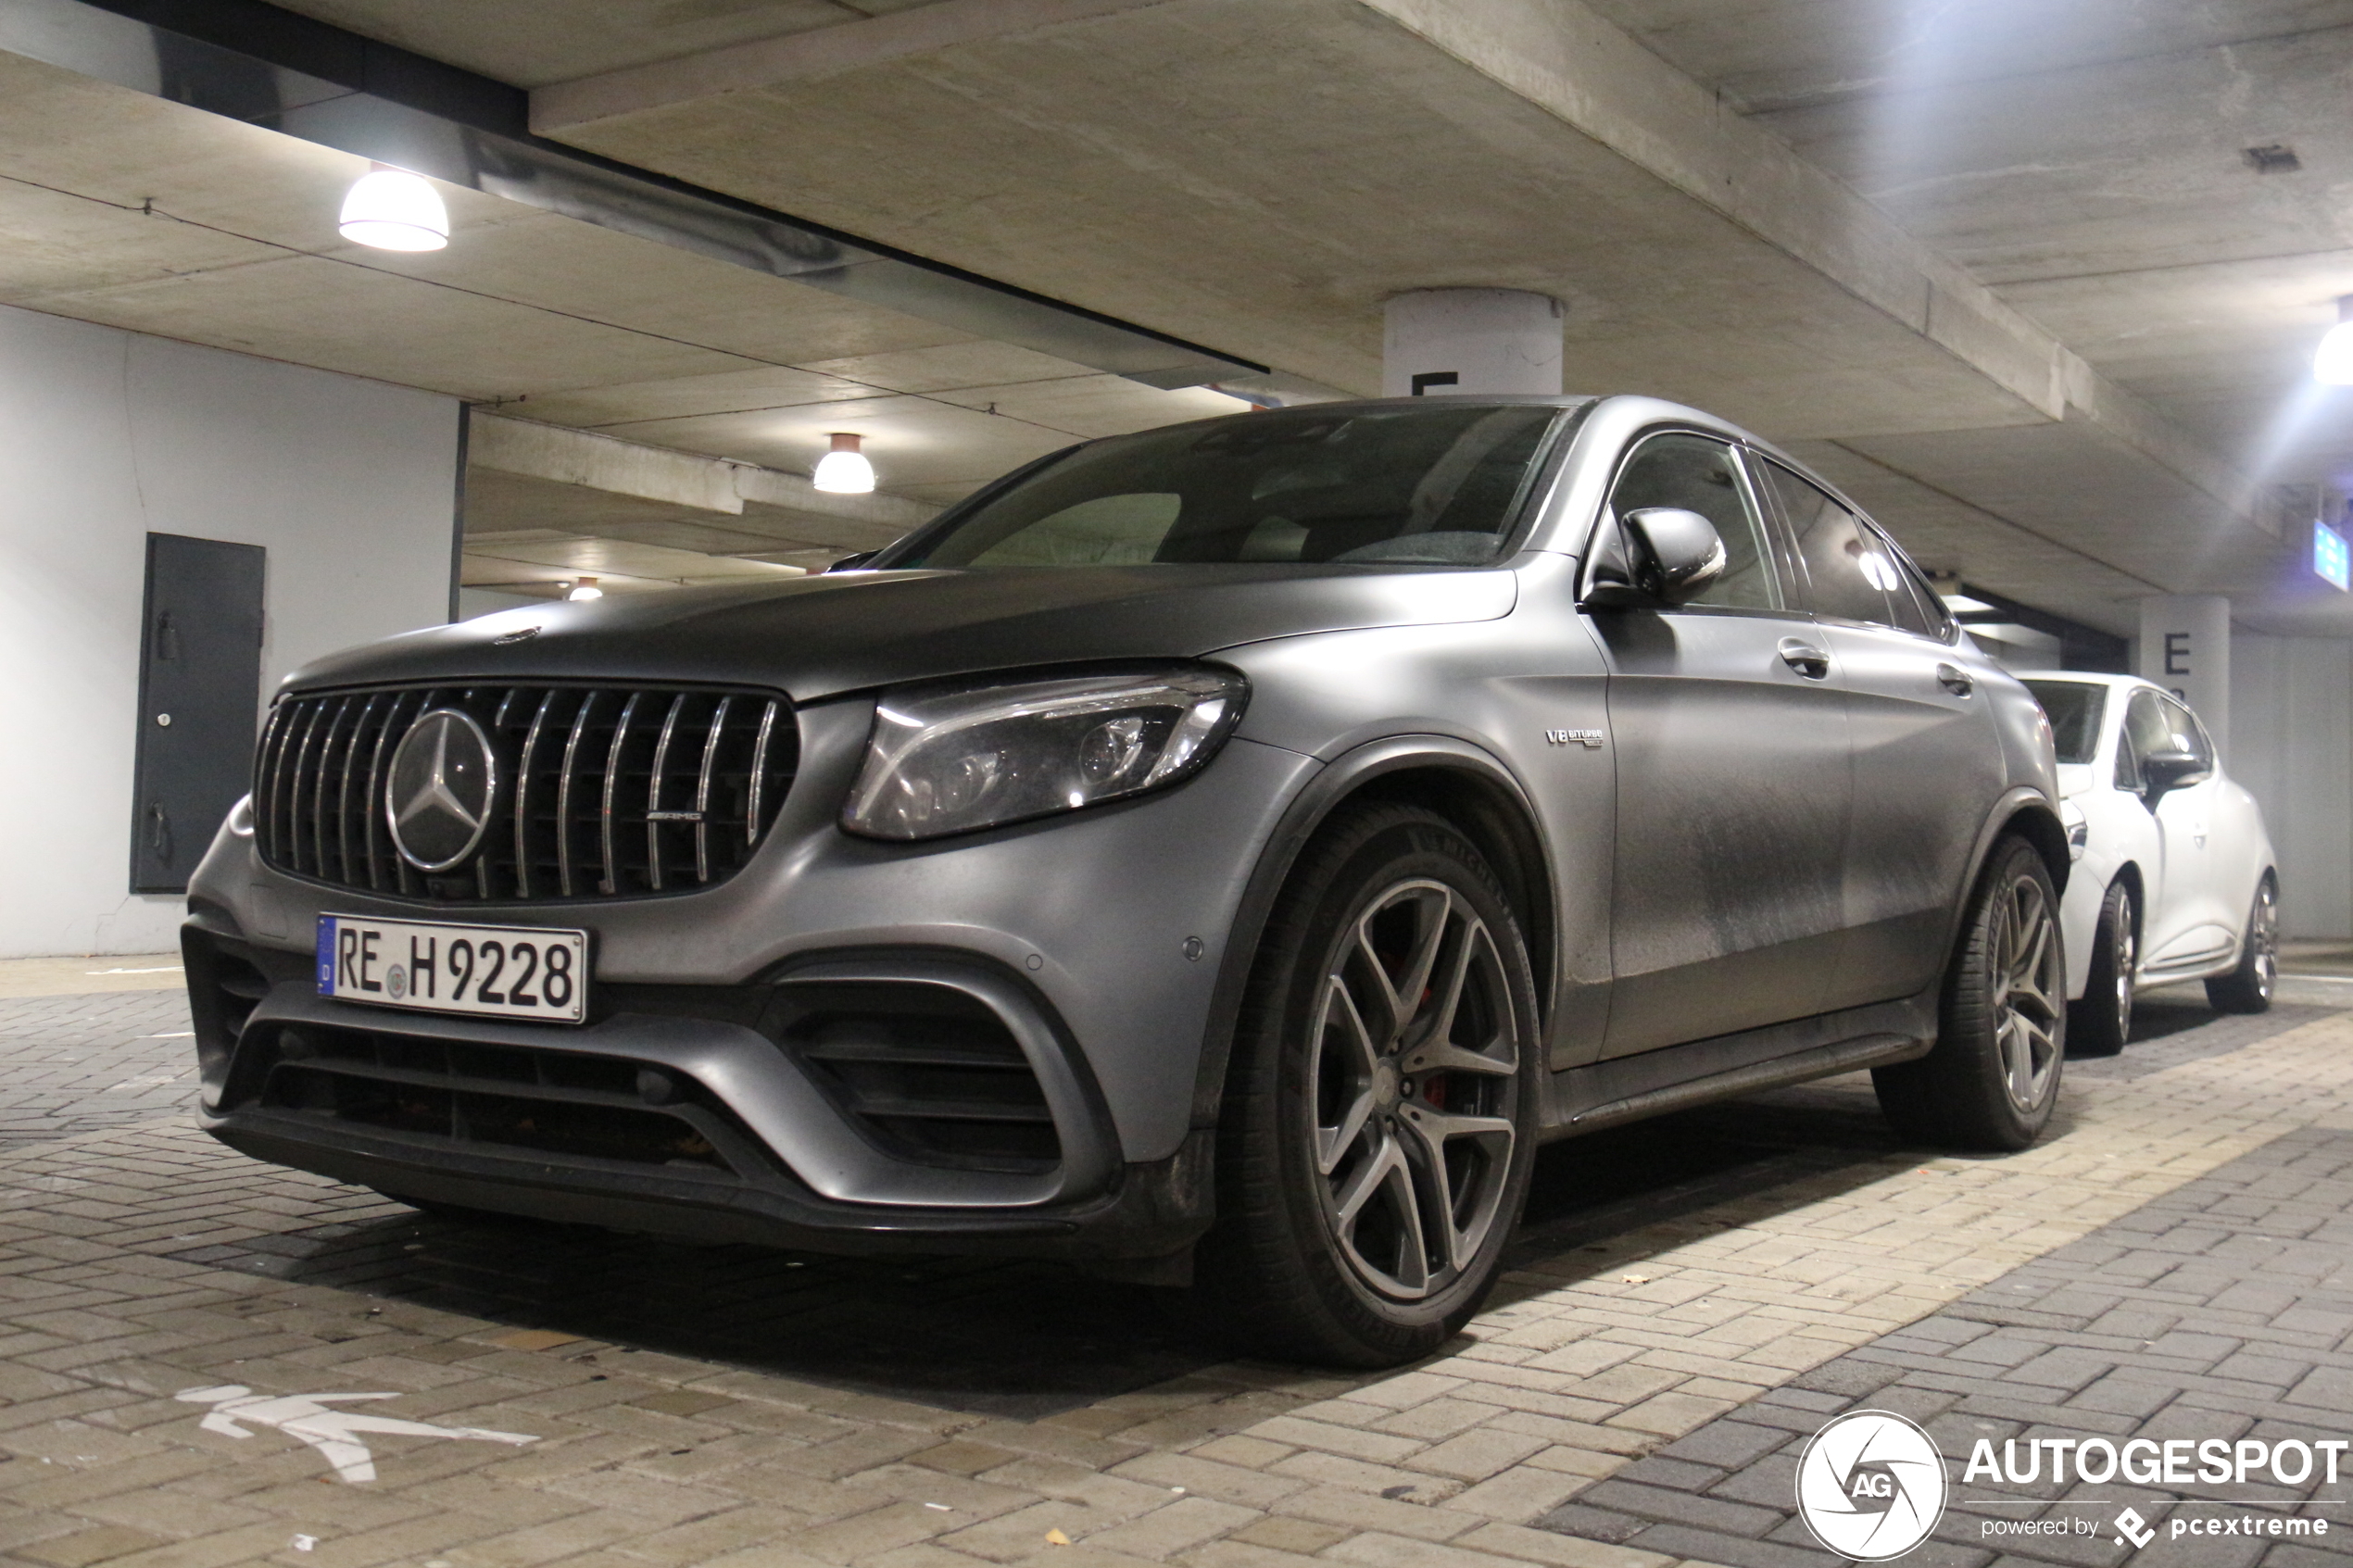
[[2316, 296, 2353, 384], [566, 577, 603, 601], [813, 432, 876, 494], [338, 163, 449, 252]]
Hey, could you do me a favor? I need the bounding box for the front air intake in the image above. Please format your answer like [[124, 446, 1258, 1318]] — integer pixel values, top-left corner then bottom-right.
[[254, 684, 795, 903]]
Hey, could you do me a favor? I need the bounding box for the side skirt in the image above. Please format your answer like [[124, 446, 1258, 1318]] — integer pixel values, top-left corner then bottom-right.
[[1540, 992, 1937, 1139]]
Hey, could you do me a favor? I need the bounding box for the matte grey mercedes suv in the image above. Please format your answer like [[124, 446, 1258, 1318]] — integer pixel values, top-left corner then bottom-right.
[[183, 395, 2067, 1367]]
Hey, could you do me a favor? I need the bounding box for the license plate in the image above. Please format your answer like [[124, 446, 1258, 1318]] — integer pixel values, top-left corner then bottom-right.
[[316, 915, 588, 1024]]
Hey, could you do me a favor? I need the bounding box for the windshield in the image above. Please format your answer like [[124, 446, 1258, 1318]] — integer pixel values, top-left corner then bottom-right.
[[2023, 680, 2108, 764], [890, 403, 1567, 570]]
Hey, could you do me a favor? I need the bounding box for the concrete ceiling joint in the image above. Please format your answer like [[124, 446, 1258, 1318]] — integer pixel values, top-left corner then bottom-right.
[[530, 0, 1189, 133]]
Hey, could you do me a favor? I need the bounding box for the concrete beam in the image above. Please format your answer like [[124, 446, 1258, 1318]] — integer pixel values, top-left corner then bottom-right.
[[471, 414, 745, 514], [469, 413, 941, 542], [534, 0, 1180, 133]]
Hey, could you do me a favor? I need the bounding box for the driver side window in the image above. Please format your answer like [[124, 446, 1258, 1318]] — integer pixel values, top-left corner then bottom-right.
[[1604, 433, 1781, 610], [2117, 690, 2172, 793]]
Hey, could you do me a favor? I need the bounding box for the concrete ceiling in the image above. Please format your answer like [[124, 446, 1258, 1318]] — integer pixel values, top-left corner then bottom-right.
[[0, 39, 1246, 592], [7, 0, 2353, 638]]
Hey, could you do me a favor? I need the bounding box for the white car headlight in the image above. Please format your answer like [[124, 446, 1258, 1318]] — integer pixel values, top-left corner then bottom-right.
[[842, 668, 1249, 841]]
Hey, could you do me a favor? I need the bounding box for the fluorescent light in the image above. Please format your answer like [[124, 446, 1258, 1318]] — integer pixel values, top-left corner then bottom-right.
[[565, 577, 603, 601], [1940, 594, 1994, 613], [339, 164, 448, 252], [813, 432, 875, 494], [2317, 296, 2353, 384]]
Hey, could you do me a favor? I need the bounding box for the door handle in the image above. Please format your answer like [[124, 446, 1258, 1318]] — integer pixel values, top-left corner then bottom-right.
[[1936, 662, 1975, 696], [146, 803, 172, 861], [1778, 638, 1831, 679]]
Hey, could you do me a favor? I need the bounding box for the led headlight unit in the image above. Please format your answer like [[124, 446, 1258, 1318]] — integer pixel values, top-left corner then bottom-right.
[[843, 668, 1248, 840]]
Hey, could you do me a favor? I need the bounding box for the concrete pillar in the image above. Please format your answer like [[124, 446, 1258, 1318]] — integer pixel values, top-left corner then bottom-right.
[[1382, 289, 1563, 398], [2137, 595, 2232, 758]]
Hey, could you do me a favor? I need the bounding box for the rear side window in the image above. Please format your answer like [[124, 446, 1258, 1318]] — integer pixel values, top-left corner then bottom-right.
[[2023, 681, 2106, 765], [1755, 460, 1910, 629], [1605, 433, 1781, 610]]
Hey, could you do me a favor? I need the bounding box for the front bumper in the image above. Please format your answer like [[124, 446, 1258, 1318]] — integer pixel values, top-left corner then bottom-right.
[[184, 922, 1214, 1258], [182, 694, 1318, 1259]]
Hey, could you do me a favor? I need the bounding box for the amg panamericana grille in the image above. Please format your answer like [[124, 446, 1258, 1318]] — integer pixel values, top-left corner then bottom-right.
[[254, 684, 796, 902]]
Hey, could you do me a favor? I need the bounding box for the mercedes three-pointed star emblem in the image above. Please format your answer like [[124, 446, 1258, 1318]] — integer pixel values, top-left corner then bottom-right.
[[384, 709, 499, 872]]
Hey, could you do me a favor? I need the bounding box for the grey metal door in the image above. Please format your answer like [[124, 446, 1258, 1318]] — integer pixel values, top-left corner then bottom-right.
[[1753, 458, 2001, 1010], [131, 533, 265, 893], [1592, 433, 1853, 1058]]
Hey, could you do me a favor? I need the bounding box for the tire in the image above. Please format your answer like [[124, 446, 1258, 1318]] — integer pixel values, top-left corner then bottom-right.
[[1194, 804, 1542, 1368], [2206, 876, 2279, 1014], [1875, 835, 2066, 1151], [2066, 880, 2135, 1058]]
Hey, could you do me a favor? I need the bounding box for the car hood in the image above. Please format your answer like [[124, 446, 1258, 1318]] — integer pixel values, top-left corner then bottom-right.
[[283, 565, 1520, 704], [2057, 763, 2099, 800]]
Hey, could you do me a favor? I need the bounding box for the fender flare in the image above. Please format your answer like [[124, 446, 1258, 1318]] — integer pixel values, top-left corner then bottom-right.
[[1941, 786, 2070, 969], [1184, 734, 1561, 1131]]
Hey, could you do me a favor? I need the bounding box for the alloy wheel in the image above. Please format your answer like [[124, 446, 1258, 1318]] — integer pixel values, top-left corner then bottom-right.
[[2251, 881, 2279, 1001], [2111, 889, 2136, 1045], [1306, 878, 1519, 1301], [1993, 870, 2065, 1111]]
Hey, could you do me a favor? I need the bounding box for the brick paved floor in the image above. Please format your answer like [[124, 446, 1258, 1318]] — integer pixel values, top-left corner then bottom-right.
[[0, 991, 195, 1149], [1535, 1126, 2353, 1568], [1, 984, 2350, 1568]]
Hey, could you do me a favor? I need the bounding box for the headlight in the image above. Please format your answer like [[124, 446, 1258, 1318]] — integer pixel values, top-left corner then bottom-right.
[[843, 668, 1248, 841]]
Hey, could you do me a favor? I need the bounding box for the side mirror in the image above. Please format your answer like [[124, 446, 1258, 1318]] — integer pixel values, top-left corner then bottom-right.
[[1619, 508, 1727, 607], [2137, 748, 2211, 804]]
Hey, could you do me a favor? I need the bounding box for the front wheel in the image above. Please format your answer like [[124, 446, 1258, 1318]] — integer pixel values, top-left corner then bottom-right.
[[1875, 835, 2066, 1151], [2206, 876, 2278, 1014], [2067, 880, 2135, 1058], [1194, 805, 1541, 1368]]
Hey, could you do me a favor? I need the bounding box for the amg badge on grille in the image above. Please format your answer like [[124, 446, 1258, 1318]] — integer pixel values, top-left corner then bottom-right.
[[385, 709, 499, 872]]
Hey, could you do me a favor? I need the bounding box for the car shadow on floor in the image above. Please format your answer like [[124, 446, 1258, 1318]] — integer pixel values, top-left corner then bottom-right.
[[166, 1098, 1910, 1420], [158, 998, 2336, 1420]]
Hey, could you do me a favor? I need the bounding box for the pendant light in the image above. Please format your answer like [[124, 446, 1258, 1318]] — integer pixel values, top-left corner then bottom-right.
[[812, 432, 876, 494], [339, 163, 449, 252], [565, 577, 604, 601]]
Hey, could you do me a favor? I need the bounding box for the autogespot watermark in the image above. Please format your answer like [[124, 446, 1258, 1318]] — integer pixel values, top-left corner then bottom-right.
[[1794, 1412, 2344, 1560]]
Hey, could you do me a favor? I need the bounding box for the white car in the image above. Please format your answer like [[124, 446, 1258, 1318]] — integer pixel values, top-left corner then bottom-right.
[[2021, 673, 2279, 1055]]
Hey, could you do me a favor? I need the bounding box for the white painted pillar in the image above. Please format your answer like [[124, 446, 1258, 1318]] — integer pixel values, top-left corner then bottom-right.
[[1382, 289, 1563, 398], [2137, 595, 2232, 757]]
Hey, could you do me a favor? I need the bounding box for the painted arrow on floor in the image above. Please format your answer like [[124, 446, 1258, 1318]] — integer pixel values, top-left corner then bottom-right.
[[176, 1386, 538, 1482]]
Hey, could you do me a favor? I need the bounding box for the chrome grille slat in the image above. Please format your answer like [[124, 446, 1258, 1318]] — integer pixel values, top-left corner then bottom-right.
[[748, 700, 779, 847], [645, 694, 686, 894], [598, 693, 640, 897], [511, 690, 556, 900], [255, 682, 794, 905], [556, 690, 609, 898], [694, 695, 733, 885]]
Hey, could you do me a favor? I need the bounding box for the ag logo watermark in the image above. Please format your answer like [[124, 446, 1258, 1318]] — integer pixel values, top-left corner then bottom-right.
[[1795, 1411, 1948, 1561]]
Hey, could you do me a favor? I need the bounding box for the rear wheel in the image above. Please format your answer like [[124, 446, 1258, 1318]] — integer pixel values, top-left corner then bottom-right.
[[2067, 880, 2135, 1058], [1875, 835, 2066, 1151], [2206, 876, 2278, 1014], [1195, 805, 1541, 1368]]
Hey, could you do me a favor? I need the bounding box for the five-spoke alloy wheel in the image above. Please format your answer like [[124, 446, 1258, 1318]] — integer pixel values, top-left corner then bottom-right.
[[1198, 805, 1540, 1367], [1876, 835, 2066, 1150], [2068, 881, 2135, 1058], [2208, 876, 2279, 1014]]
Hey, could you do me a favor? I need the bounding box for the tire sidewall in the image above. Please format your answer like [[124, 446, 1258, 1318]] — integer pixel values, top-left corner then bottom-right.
[[1944, 836, 2066, 1145], [1247, 809, 1542, 1355]]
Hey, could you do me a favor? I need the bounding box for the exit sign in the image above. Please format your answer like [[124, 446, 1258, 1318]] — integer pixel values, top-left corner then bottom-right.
[[2318, 521, 2350, 592]]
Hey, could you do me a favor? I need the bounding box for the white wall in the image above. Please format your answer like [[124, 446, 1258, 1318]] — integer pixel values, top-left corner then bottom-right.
[[2231, 631, 2353, 939], [0, 306, 460, 959]]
